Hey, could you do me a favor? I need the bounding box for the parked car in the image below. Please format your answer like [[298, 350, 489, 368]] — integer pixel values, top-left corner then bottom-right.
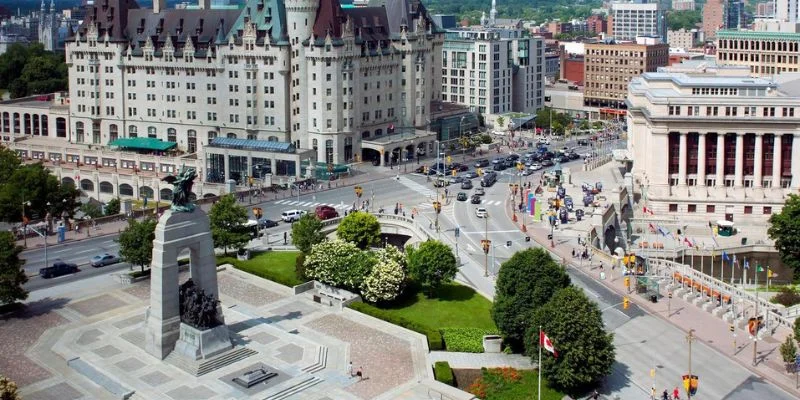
[[474, 187, 486, 196], [475, 207, 488, 218], [91, 253, 120, 268], [461, 180, 473, 190], [315, 205, 339, 220], [40, 261, 78, 279], [457, 192, 468, 201], [471, 195, 482, 204], [281, 209, 307, 222], [474, 159, 490, 168], [258, 218, 279, 228]]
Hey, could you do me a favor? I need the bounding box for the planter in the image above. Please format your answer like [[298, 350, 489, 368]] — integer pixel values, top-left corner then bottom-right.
[[482, 335, 503, 353]]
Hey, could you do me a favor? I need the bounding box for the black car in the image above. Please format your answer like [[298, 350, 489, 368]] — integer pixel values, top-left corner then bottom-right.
[[577, 139, 589, 146], [40, 261, 79, 279], [506, 154, 520, 161], [541, 159, 554, 167], [451, 162, 469, 172], [457, 192, 468, 201], [568, 152, 580, 160], [258, 218, 279, 228], [470, 195, 482, 204], [493, 163, 507, 171], [475, 159, 490, 168]]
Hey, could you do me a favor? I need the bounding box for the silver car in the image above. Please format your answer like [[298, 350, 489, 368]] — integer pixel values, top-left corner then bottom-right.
[[91, 253, 121, 267]]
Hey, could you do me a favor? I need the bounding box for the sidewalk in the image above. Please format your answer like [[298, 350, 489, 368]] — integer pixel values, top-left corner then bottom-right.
[[505, 174, 800, 398], [428, 351, 533, 370]]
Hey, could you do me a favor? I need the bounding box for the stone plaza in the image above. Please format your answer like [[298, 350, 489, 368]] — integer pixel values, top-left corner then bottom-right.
[[6, 265, 467, 399]]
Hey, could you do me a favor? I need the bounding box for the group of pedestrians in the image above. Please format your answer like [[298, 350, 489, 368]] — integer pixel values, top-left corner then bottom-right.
[[651, 386, 681, 400]]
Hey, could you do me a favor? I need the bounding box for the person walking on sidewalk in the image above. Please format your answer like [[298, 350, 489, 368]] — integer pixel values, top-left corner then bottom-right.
[[672, 387, 680, 399]]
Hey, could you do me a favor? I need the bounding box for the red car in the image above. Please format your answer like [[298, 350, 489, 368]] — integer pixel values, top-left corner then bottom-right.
[[315, 205, 339, 220]]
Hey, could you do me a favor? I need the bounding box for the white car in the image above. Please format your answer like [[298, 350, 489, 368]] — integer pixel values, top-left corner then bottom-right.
[[529, 163, 542, 171], [475, 207, 488, 218], [281, 209, 307, 222], [538, 137, 550, 145]]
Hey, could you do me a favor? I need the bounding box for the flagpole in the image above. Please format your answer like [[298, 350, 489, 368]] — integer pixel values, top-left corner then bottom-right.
[[720, 253, 724, 284], [538, 326, 542, 400]]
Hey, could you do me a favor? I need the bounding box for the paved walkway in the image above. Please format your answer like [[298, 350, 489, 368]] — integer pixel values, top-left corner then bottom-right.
[[428, 351, 534, 370]]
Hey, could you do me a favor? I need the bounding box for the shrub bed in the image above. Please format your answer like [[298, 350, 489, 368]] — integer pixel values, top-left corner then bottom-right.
[[434, 361, 455, 386], [441, 328, 498, 353]]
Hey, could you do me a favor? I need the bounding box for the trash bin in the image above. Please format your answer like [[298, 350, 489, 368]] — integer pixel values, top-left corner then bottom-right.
[[741, 237, 747, 245], [650, 294, 658, 303]]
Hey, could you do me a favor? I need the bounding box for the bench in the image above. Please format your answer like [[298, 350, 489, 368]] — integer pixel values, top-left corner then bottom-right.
[[313, 290, 346, 306]]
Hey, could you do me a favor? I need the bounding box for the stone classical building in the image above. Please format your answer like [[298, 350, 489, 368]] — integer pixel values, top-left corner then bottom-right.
[[716, 30, 800, 77], [583, 38, 669, 110], [627, 71, 800, 222]]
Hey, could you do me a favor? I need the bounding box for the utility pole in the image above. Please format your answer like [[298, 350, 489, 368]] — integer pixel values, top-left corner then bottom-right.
[[753, 262, 760, 366], [482, 213, 490, 277], [686, 329, 695, 400]]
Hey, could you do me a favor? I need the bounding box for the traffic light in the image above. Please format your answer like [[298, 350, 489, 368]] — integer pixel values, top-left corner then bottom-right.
[[624, 277, 630, 288], [447, 155, 452, 163], [623, 297, 630, 310], [481, 239, 491, 254], [432, 201, 442, 214], [454, 226, 460, 237], [354, 185, 363, 198], [668, 291, 673, 299], [506, 240, 512, 247], [423, 166, 429, 174], [729, 324, 735, 332], [525, 236, 531, 242], [452, 169, 457, 176], [477, 168, 483, 176]]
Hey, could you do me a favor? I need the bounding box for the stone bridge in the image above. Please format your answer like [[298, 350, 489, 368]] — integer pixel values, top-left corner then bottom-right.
[[319, 213, 432, 246]]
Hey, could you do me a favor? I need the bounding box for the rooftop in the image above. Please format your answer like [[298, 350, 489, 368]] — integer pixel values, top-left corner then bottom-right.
[[640, 72, 776, 88], [716, 29, 800, 40], [207, 137, 296, 153]]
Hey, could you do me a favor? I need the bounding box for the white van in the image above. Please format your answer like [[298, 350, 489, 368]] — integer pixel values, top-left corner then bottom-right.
[[281, 209, 306, 222]]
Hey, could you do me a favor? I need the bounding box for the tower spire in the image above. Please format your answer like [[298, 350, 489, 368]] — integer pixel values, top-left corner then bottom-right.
[[489, 0, 497, 27], [49, 0, 55, 13]]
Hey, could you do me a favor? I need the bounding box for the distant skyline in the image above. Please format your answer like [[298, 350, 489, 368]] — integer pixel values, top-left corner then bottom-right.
[[0, 0, 244, 14]]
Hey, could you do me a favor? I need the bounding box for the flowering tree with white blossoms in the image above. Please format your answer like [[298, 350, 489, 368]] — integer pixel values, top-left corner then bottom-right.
[[304, 239, 374, 290], [361, 245, 407, 303]]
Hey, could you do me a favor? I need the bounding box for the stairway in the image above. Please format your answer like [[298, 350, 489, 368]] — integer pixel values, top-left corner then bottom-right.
[[165, 346, 258, 376]]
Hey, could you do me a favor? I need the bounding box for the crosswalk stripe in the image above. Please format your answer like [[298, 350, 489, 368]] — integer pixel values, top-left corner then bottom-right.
[[395, 176, 436, 198], [276, 199, 289, 204]]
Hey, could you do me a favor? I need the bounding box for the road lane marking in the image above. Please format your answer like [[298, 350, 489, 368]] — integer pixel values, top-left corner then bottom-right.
[[74, 249, 96, 255], [461, 230, 519, 234]]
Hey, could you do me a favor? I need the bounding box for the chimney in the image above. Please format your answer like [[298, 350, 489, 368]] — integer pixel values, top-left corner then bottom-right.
[[153, 0, 165, 13], [199, 0, 211, 9]]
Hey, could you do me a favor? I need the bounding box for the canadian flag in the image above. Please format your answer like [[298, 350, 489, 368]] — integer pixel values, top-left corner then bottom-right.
[[540, 331, 558, 357], [643, 206, 654, 215]]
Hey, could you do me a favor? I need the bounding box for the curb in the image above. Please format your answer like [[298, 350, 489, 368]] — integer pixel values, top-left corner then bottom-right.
[[20, 229, 123, 253]]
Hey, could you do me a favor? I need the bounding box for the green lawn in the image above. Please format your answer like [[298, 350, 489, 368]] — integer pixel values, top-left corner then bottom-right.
[[218, 250, 302, 287], [356, 283, 497, 331]]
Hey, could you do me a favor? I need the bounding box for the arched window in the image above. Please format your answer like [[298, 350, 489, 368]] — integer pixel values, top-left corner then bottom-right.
[[109, 124, 118, 142], [99, 181, 114, 194], [75, 122, 85, 143], [148, 126, 157, 138], [226, 132, 237, 139], [128, 125, 138, 138], [119, 184, 134, 196], [187, 129, 197, 153], [208, 131, 217, 142], [268, 136, 278, 142], [167, 128, 177, 143]]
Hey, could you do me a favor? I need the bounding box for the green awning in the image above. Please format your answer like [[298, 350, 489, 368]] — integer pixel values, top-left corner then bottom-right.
[[109, 137, 177, 151]]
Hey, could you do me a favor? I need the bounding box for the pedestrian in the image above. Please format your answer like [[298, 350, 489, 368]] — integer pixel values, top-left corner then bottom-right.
[[672, 387, 680, 399], [572, 248, 576, 258], [348, 361, 355, 377], [662, 389, 669, 400], [283, 231, 287, 245], [356, 366, 363, 381]]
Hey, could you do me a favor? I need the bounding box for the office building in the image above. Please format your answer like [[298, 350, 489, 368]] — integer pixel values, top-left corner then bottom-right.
[[583, 38, 669, 110], [627, 71, 800, 222], [703, 0, 725, 39], [725, 0, 744, 29], [586, 14, 608, 35], [757, 2, 776, 18], [716, 30, 800, 77], [667, 28, 700, 49], [441, 27, 544, 115], [608, 2, 665, 41], [672, 0, 695, 11]]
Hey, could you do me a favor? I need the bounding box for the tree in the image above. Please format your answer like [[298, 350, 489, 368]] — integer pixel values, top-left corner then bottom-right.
[[768, 194, 800, 282], [291, 214, 325, 253], [525, 286, 615, 393], [336, 211, 381, 249], [304, 239, 373, 291], [0, 162, 79, 222], [361, 245, 407, 303], [0, 231, 27, 304], [117, 218, 157, 272], [794, 317, 800, 342], [492, 248, 571, 348], [667, 10, 702, 31], [209, 194, 249, 255], [0, 43, 67, 98], [0, 146, 20, 184], [0, 375, 21, 400], [407, 240, 457, 297], [496, 116, 505, 127], [781, 335, 798, 372], [80, 202, 103, 219], [104, 197, 121, 216]]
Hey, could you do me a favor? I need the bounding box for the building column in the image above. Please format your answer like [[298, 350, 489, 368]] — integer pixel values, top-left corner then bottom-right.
[[734, 133, 744, 187], [678, 133, 687, 185], [697, 133, 706, 186], [773, 134, 782, 188], [754, 134, 763, 188], [792, 133, 800, 188], [715, 134, 725, 187]]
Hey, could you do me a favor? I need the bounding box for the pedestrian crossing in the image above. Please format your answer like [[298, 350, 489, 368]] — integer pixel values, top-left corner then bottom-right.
[[274, 199, 353, 210], [395, 176, 437, 199]]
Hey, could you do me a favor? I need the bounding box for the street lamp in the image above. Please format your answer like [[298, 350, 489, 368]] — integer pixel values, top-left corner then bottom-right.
[[459, 116, 467, 161], [481, 211, 490, 277], [21, 198, 30, 248]]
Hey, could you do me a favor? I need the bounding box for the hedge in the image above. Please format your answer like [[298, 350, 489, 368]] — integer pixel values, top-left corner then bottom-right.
[[433, 361, 454, 386], [441, 327, 498, 353], [349, 302, 443, 350]]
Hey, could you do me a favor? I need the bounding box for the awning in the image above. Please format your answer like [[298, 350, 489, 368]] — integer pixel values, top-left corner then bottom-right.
[[109, 137, 177, 151]]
